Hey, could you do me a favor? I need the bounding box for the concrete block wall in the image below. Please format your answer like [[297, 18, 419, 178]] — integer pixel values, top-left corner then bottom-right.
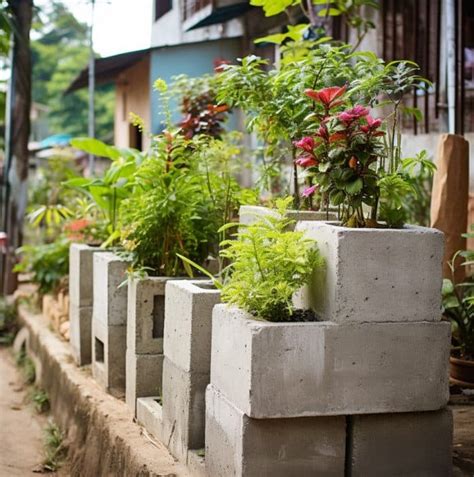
[[91, 252, 130, 395], [69, 243, 105, 366], [125, 276, 171, 413], [161, 280, 221, 463], [205, 222, 452, 476]]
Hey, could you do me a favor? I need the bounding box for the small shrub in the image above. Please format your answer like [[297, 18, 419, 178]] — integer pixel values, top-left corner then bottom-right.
[[15, 348, 36, 385], [42, 420, 67, 472], [220, 197, 323, 321], [0, 299, 17, 346], [31, 387, 50, 414]]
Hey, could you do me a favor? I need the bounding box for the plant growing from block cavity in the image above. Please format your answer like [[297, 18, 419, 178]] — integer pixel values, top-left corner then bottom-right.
[[219, 197, 323, 321]]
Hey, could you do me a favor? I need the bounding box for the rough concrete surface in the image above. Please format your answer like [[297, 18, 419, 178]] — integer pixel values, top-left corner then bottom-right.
[[211, 305, 450, 418], [296, 221, 444, 323], [205, 385, 346, 477], [0, 347, 50, 476], [452, 397, 474, 476], [349, 410, 453, 477], [17, 307, 189, 477]]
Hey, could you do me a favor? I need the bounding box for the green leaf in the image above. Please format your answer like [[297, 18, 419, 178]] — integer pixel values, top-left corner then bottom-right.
[[71, 137, 121, 160], [318, 7, 342, 16], [345, 178, 363, 195]]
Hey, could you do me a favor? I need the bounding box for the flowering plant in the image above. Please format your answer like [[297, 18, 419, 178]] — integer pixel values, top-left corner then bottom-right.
[[294, 85, 387, 227]]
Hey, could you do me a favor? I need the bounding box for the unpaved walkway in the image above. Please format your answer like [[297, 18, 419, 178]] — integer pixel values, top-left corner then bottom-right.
[[0, 347, 51, 476]]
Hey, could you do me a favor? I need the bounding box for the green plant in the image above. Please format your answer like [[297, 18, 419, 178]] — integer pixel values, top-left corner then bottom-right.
[[30, 387, 50, 414], [42, 420, 67, 472], [0, 298, 17, 346], [15, 348, 36, 384], [219, 197, 323, 321], [15, 238, 70, 295], [443, 236, 474, 361], [65, 137, 143, 246]]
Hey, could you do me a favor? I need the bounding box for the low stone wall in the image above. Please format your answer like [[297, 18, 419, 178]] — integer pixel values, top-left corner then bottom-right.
[[17, 306, 189, 477]]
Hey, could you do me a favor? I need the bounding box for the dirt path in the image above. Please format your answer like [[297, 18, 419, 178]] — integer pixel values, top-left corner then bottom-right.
[[0, 347, 50, 476]]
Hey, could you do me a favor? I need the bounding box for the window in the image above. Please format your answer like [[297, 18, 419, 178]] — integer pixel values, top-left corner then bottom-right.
[[155, 0, 172, 21]]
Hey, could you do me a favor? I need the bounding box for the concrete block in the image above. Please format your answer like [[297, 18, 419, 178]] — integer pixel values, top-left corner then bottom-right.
[[164, 279, 221, 373], [136, 396, 163, 442], [92, 252, 129, 327], [69, 243, 105, 308], [239, 205, 336, 229], [127, 276, 170, 355], [187, 449, 206, 477], [205, 385, 346, 477], [211, 305, 450, 418], [295, 221, 444, 323], [161, 357, 209, 461], [92, 320, 127, 395], [349, 409, 453, 477], [125, 350, 163, 413], [69, 305, 92, 365]]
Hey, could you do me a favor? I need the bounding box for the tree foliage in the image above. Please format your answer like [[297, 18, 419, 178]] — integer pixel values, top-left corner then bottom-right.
[[31, 1, 114, 141]]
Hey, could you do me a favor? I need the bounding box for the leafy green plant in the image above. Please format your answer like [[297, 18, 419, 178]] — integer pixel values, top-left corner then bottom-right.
[[31, 387, 50, 414], [219, 197, 323, 321], [65, 137, 143, 246], [15, 238, 70, 295], [0, 298, 17, 346], [42, 420, 67, 472], [16, 348, 36, 385], [443, 235, 474, 361]]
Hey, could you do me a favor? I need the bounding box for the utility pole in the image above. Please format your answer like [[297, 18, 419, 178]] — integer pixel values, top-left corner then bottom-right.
[[88, 0, 95, 175]]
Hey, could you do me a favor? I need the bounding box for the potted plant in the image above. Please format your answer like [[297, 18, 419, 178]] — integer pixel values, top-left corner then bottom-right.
[[122, 120, 254, 414], [62, 138, 141, 367], [443, 239, 474, 388], [206, 198, 450, 476]]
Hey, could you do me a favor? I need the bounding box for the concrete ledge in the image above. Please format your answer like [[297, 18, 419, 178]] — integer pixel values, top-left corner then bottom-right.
[[18, 306, 189, 477]]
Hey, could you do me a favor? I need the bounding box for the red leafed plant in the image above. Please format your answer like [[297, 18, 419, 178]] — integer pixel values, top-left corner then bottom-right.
[[294, 86, 386, 228]]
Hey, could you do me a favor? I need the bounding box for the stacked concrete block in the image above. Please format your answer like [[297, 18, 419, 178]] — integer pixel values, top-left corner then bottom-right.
[[91, 252, 130, 396], [126, 276, 171, 413], [69, 243, 105, 365], [160, 280, 221, 463], [206, 221, 452, 476]]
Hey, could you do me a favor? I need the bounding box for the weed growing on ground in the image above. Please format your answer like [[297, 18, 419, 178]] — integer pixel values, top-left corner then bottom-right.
[[30, 387, 50, 414], [42, 420, 67, 472], [15, 348, 36, 384]]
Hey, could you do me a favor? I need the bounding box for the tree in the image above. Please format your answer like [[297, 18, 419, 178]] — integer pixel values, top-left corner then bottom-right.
[[31, 1, 114, 141]]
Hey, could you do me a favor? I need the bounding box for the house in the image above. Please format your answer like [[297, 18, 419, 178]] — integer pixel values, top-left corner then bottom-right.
[[67, 1, 472, 172]]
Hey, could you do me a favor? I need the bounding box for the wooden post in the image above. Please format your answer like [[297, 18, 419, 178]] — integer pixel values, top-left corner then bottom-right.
[[430, 133, 469, 281]]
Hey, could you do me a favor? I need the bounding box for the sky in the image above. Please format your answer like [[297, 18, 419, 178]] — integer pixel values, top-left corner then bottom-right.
[[39, 0, 153, 57]]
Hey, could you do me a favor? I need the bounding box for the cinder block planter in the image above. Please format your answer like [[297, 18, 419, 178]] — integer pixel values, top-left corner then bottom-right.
[[126, 276, 188, 413], [161, 280, 221, 461], [205, 385, 346, 477], [91, 252, 130, 395], [349, 410, 453, 476], [210, 305, 450, 418], [239, 205, 336, 229], [69, 243, 106, 365], [295, 221, 444, 323]]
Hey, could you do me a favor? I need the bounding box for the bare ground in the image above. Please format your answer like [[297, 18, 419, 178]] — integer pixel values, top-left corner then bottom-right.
[[0, 347, 68, 476]]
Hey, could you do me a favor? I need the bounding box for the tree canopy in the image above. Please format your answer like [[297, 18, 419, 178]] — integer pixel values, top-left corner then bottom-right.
[[32, 1, 114, 142]]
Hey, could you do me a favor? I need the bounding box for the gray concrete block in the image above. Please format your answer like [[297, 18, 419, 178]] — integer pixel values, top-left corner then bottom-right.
[[69, 305, 92, 365], [164, 279, 221, 373], [211, 305, 450, 418], [125, 350, 163, 414], [127, 276, 170, 355], [92, 252, 129, 327], [187, 449, 206, 477], [136, 396, 163, 442], [69, 243, 105, 308], [295, 221, 444, 323], [92, 320, 127, 395], [205, 385, 346, 477], [239, 205, 337, 229], [350, 409, 453, 477], [161, 357, 209, 461]]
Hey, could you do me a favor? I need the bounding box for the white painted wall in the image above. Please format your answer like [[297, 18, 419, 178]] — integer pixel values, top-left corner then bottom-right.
[[150, 0, 243, 48]]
